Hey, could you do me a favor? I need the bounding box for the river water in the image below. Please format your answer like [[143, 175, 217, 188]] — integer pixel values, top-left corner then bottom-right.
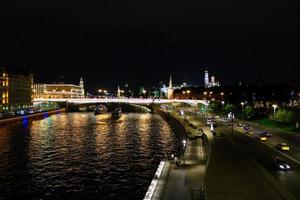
[[0, 112, 180, 199]]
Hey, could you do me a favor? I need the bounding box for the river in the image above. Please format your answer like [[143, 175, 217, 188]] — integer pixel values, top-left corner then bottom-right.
[[0, 112, 180, 199]]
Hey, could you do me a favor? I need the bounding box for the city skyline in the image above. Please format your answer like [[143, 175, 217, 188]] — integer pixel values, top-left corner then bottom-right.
[[1, 0, 300, 91]]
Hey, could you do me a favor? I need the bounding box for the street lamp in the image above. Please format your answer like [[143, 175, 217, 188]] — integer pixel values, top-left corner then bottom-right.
[[241, 102, 245, 121], [221, 101, 225, 116], [182, 139, 187, 166], [186, 90, 191, 99], [272, 104, 278, 118]]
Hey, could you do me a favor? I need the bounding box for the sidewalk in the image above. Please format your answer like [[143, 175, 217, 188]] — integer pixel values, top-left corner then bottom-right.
[[151, 111, 209, 200]]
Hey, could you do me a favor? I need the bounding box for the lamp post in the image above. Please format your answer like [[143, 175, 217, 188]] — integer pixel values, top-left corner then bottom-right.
[[182, 91, 186, 99], [221, 101, 225, 116], [272, 104, 278, 118], [241, 102, 245, 121], [186, 90, 191, 99], [194, 101, 197, 119], [182, 139, 187, 166], [203, 91, 207, 100]]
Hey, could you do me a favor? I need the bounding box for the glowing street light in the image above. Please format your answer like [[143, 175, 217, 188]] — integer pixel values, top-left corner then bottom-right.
[[182, 139, 187, 166], [221, 101, 225, 116], [182, 139, 187, 147], [272, 104, 278, 117], [241, 102, 245, 120]]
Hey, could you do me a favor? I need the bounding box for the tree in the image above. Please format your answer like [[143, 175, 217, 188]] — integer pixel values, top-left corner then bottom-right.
[[224, 104, 236, 115], [244, 105, 255, 119], [274, 108, 295, 126], [208, 102, 221, 114]]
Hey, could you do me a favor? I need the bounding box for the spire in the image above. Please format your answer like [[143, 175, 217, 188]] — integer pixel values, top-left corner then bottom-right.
[[169, 75, 173, 89], [117, 85, 121, 98], [167, 75, 174, 99], [79, 77, 85, 97]]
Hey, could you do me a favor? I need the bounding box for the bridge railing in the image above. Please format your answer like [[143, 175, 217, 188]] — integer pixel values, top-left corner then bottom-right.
[[33, 98, 209, 105]]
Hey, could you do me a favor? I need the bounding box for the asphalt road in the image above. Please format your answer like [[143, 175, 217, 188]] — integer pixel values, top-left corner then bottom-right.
[[215, 122, 300, 199]]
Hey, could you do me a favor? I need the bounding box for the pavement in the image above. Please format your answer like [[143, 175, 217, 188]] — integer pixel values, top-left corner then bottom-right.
[[151, 110, 209, 200]]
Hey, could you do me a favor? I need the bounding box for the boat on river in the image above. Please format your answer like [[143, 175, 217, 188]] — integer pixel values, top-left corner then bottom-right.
[[94, 105, 107, 115], [111, 108, 122, 119]]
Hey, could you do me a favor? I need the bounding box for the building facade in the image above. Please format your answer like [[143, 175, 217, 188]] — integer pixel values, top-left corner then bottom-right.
[[0, 66, 33, 111], [204, 69, 220, 88], [33, 78, 85, 99]]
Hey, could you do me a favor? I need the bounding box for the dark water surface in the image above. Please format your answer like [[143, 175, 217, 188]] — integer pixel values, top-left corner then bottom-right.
[[0, 113, 180, 199]]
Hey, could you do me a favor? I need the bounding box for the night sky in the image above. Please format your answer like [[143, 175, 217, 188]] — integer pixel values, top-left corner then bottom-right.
[[1, 0, 300, 92]]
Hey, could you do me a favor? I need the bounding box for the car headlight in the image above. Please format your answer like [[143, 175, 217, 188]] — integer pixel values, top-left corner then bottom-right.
[[279, 165, 284, 169], [287, 165, 290, 169]]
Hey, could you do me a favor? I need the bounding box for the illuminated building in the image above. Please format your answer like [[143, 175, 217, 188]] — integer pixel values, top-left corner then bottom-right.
[[204, 68, 220, 88], [167, 75, 173, 99], [33, 78, 85, 99], [0, 65, 33, 111]]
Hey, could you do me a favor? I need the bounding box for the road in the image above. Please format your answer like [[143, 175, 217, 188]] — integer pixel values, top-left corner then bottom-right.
[[215, 121, 300, 199], [176, 105, 300, 199]]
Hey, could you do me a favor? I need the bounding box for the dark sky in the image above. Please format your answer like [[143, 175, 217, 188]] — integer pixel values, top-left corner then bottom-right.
[[1, 0, 300, 92]]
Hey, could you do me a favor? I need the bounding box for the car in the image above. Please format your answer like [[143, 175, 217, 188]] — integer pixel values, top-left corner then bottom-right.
[[15, 109, 25, 115], [243, 125, 251, 131], [256, 134, 267, 141], [189, 123, 197, 129], [262, 131, 272, 137], [272, 156, 291, 170], [183, 119, 189, 124], [276, 143, 290, 151], [237, 123, 243, 127], [179, 109, 184, 116], [206, 118, 213, 125]]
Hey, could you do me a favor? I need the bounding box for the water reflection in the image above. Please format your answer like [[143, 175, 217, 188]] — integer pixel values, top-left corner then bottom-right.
[[0, 112, 179, 199]]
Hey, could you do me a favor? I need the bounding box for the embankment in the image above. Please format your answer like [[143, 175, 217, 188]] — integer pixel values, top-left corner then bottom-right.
[[0, 109, 65, 126]]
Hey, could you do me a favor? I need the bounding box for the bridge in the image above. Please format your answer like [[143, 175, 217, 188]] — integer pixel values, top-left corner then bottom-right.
[[34, 98, 209, 106]]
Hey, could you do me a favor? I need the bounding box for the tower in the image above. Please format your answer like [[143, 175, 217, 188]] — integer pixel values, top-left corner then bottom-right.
[[79, 77, 85, 97], [117, 86, 121, 98], [204, 69, 210, 88], [167, 75, 173, 99]]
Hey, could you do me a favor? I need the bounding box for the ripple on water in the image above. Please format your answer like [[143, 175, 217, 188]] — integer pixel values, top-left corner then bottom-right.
[[0, 113, 180, 199]]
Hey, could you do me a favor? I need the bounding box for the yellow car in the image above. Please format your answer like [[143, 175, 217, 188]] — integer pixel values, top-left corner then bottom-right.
[[276, 143, 290, 151], [256, 134, 267, 141], [260, 136, 267, 141]]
